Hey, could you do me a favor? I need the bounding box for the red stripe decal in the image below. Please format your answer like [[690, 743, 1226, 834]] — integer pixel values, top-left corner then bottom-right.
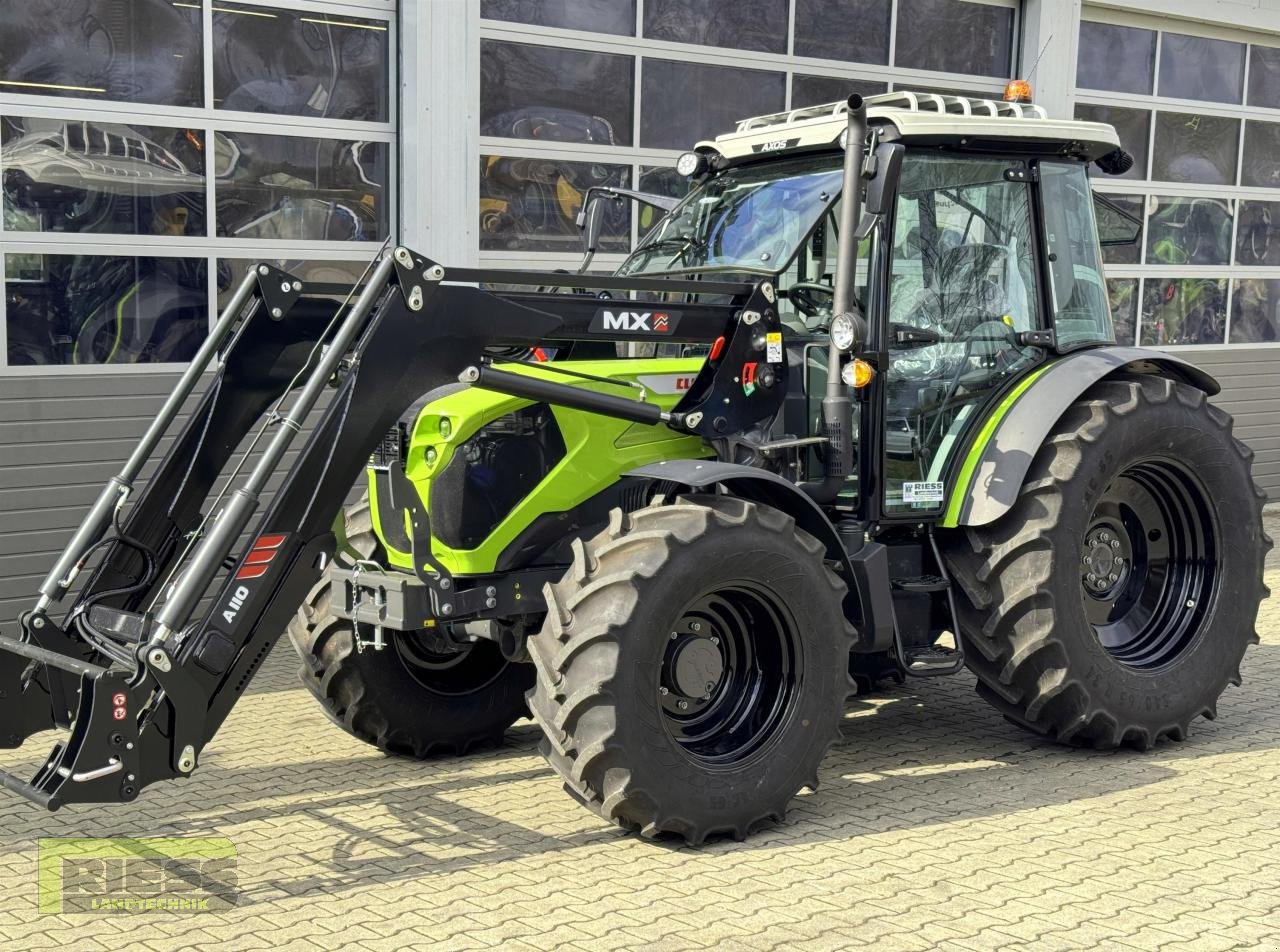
[[235, 563, 271, 580], [254, 534, 288, 550], [243, 550, 275, 566]]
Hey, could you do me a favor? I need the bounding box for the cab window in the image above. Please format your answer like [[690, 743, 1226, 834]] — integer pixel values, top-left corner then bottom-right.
[[1038, 161, 1114, 347]]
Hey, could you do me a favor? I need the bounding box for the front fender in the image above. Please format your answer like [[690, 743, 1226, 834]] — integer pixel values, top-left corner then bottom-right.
[[941, 346, 1219, 528], [627, 461, 894, 653]]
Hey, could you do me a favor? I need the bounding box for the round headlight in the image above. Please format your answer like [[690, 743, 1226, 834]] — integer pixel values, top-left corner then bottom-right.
[[676, 151, 704, 177], [839, 127, 849, 150], [830, 313, 856, 352]]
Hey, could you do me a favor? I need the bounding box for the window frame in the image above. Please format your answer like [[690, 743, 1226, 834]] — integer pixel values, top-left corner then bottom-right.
[[0, 0, 397, 375], [1075, 8, 1280, 352], [476, 0, 1018, 274]]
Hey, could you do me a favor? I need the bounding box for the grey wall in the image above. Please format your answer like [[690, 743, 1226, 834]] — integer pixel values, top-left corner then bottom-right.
[[0, 373, 184, 635], [0, 373, 334, 637], [1183, 350, 1280, 496]]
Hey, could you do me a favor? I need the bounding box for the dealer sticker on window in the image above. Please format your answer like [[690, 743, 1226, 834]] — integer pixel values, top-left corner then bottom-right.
[[765, 331, 783, 363], [902, 481, 945, 505]]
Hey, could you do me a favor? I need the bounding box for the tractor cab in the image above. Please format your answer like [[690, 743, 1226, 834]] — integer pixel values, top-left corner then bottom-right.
[[592, 90, 1135, 520]]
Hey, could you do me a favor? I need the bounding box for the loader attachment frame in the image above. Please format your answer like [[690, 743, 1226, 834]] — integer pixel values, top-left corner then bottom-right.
[[0, 246, 782, 810]]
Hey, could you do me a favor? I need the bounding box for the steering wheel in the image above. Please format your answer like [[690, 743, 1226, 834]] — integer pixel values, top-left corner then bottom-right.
[[788, 281, 834, 317]]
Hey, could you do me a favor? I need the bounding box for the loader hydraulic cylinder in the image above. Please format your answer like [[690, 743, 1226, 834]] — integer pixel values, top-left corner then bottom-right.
[[465, 364, 673, 426]]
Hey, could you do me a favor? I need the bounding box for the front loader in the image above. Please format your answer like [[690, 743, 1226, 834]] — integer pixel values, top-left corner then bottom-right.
[[2, 91, 1269, 845]]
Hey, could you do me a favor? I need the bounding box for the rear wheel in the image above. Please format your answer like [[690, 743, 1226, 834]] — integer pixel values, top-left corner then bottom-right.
[[942, 377, 1270, 749], [526, 495, 855, 844], [287, 496, 533, 758]]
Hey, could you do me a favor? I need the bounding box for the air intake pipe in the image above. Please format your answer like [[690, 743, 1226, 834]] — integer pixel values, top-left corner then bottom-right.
[[804, 93, 867, 504]]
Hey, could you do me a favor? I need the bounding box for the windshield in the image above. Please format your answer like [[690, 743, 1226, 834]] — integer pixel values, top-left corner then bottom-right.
[[617, 154, 844, 276]]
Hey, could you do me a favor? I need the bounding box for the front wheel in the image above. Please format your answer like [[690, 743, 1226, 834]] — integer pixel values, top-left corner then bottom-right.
[[942, 376, 1270, 749], [526, 495, 856, 844], [287, 496, 533, 758]]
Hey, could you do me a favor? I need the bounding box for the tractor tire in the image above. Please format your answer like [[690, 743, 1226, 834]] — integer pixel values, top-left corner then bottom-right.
[[942, 376, 1271, 750], [287, 496, 533, 758], [526, 494, 856, 845]]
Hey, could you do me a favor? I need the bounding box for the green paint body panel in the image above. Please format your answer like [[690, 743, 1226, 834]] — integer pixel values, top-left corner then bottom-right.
[[938, 361, 1056, 528], [368, 358, 711, 575]]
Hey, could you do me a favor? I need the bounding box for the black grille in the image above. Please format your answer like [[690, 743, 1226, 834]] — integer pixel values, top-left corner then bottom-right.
[[430, 403, 567, 549]]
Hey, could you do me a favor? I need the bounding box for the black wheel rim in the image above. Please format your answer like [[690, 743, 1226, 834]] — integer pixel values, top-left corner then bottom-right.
[[392, 625, 510, 696], [1081, 457, 1218, 670], [658, 582, 802, 765]]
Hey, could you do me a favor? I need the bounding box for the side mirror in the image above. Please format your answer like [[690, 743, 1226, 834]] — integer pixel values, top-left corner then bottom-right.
[[864, 142, 905, 216], [579, 193, 607, 257], [575, 186, 683, 273]]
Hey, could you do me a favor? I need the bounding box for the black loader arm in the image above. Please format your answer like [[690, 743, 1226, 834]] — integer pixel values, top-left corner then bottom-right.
[[0, 247, 785, 810]]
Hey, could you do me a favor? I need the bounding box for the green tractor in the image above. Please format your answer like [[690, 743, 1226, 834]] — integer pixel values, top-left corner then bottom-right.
[[2, 93, 1269, 847]]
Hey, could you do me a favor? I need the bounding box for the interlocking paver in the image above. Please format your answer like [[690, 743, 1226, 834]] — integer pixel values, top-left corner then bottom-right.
[[2, 513, 1278, 950]]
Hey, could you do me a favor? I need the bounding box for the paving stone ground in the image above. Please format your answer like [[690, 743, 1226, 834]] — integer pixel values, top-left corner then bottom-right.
[[2, 514, 1278, 951]]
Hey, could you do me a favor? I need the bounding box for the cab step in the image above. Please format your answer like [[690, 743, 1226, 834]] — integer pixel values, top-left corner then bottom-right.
[[901, 642, 964, 675], [888, 529, 966, 678], [892, 574, 949, 593]]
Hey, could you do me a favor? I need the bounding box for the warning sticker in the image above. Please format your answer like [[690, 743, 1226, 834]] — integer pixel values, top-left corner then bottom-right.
[[902, 481, 945, 505], [765, 331, 783, 364]]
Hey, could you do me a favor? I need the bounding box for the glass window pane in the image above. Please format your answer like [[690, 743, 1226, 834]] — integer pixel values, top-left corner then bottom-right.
[[793, 0, 890, 65], [1151, 113, 1239, 185], [212, 4, 388, 121], [640, 60, 784, 150], [480, 0, 636, 35], [2, 117, 206, 237], [1074, 104, 1149, 181], [1236, 201, 1280, 266], [792, 75, 886, 109], [481, 41, 634, 146], [1231, 279, 1280, 343], [884, 153, 1042, 514], [1247, 45, 1280, 109], [214, 133, 389, 241], [1108, 278, 1139, 346], [1242, 121, 1280, 189], [216, 258, 372, 308], [0, 0, 202, 107], [1039, 163, 1114, 347], [480, 155, 630, 252], [894, 0, 1014, 77], [1158, 33, 1245, 105], [1096, 194, 1144, 266], [643, 0, 788, 54], [1145, 196, 1233, 266], [1076, 21, 1155, 95], [1140, 277, 1226, 346], [5, 254, 207, 366], [637, 165, 691, 239]]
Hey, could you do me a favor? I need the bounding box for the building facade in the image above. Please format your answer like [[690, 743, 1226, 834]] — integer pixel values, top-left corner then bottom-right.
[[1, 0, 1278, 628]]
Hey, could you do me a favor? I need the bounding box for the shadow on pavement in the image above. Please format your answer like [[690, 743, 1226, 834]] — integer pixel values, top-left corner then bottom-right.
[[2, 637, 1274, 902]]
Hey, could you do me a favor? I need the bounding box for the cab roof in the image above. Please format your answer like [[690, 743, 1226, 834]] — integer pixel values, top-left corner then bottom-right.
[[697, 91, 1121, 165]]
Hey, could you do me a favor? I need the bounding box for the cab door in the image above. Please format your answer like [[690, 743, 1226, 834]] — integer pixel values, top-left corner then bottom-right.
[[879, 152, 1047, 518]]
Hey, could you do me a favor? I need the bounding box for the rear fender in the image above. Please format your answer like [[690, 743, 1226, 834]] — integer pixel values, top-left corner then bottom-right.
[[941, 346, 1219, 528]]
